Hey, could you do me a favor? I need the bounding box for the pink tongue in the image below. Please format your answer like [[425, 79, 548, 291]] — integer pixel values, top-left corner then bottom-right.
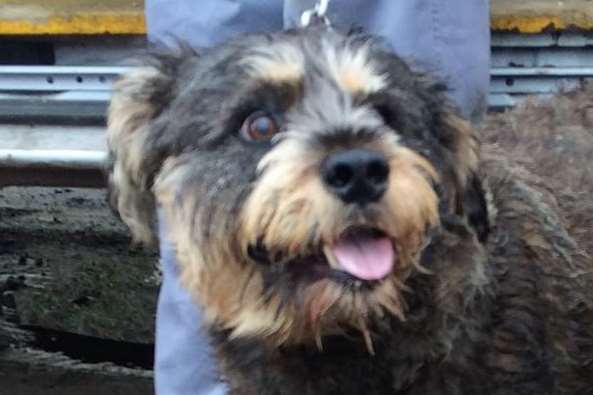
[[332, 235, 394, 280]]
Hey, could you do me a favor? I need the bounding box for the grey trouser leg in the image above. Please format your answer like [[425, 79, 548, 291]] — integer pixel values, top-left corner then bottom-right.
[[147, 1, 491, 394], [146, 0, 283, 48], [284, 0, 490, 122], [155, 211, 228, 394], [147, 0, 490, 121]]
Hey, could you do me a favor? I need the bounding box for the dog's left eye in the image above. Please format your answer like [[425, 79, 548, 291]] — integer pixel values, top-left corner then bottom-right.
[[240, 111, 279, 142]]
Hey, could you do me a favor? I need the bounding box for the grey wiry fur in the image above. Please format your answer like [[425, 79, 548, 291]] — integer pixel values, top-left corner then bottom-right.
[[480, 83, 593, 258], [107, 28, 593, 394]]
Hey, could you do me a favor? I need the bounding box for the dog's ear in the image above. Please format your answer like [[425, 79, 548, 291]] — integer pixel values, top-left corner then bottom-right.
[[106, 50, 190, 245], [444, 114, 490, 243]]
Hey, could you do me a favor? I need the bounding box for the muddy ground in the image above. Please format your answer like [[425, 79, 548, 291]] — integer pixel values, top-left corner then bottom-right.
[[0, 186, 158, 394]]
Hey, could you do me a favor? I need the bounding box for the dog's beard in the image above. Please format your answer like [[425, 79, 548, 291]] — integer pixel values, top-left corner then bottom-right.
[[239, 132, 439, 351], [154, 129, 441, 352]]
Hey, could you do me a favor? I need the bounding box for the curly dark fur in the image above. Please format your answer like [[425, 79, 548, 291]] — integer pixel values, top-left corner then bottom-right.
[[481, 84, 593, 258], [106, 27, 593, 394]]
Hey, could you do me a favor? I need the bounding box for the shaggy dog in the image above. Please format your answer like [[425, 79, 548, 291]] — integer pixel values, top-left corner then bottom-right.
[[106, 27, 593, 394]]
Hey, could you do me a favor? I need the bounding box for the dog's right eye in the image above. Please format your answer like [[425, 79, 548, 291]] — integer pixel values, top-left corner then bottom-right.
[[240, 111, 279, 142]]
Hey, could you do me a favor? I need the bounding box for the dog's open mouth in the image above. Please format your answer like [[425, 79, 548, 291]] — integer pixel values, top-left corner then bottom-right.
[[324, 227, 395, 281], [249, 227, 397, 287]]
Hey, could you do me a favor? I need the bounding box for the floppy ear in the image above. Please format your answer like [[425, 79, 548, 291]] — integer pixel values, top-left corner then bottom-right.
[[444, 114, 490, 243], [106, 50, 188, 245]]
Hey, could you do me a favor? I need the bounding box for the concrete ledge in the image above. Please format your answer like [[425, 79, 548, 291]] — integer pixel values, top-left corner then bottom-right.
[[0, 0, 592, 35], [0, 0, 145, 35], [491, 0, 593, 33]]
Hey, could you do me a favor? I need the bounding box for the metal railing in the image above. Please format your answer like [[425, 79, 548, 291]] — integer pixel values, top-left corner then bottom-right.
[[1, 31, 593, 187]]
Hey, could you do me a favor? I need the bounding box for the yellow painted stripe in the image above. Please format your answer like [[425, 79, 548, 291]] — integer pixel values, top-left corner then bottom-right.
[[491, 14, 593, 33], [0, 14, 145, 35], [0, 6, 592, 35]]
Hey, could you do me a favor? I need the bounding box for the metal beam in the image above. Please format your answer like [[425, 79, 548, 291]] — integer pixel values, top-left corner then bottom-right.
[[0, 149, 106, 170], [0, 66, 125, 92], [0, 91, 110, 122], [491, 67, 593, 77], [1, 58, 592, 188]]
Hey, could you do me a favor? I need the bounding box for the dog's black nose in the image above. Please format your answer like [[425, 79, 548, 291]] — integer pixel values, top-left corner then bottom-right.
[[321, 149, 389, 205]]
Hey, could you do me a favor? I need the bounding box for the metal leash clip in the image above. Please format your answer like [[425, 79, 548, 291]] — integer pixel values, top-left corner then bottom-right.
[[300, 0, 331, 27]]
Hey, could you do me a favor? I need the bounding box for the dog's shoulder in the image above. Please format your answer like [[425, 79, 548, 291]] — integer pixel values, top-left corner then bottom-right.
[[480, 145, 593, 393]]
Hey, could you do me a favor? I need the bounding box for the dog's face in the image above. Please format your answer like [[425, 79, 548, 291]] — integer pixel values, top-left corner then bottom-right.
[[108, 28, 487, 348]]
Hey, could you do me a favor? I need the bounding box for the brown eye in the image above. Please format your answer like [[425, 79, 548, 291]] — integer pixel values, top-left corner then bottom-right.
[[240, 111, 279, 142]]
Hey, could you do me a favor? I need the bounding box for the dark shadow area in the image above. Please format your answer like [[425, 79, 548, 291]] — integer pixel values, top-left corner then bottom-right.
[[0, 41, 55, 65], [28, 326, 154, 370]]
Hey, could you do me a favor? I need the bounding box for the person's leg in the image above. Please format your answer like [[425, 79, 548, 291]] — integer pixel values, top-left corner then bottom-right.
[[147, 3, 287, 393], [146, 4, 285, 393], [145, 0, 283, 48], [155, 212, 228, 394], [147, 0, 490, 116], [284, 0, 491, 122]]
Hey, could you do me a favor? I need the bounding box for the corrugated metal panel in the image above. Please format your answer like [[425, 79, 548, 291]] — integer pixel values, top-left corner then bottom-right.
[[0, 32, 591, 114], [492, 32, 593, 47], [490, 31, 593, 108]]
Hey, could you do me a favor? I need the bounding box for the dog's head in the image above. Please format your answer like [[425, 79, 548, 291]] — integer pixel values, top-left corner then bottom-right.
[[108, 27, 488, 348]]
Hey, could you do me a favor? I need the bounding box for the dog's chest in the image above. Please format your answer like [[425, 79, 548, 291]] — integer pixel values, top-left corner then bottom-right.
[[219, 338, 405, 395], [214, 328, 496, 395]]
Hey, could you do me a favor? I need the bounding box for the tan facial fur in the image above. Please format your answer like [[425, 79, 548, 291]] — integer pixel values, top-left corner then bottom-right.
[[242, 39, 386, 95], [107, 67, 164, 245], [154, 130, 441, 347]]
